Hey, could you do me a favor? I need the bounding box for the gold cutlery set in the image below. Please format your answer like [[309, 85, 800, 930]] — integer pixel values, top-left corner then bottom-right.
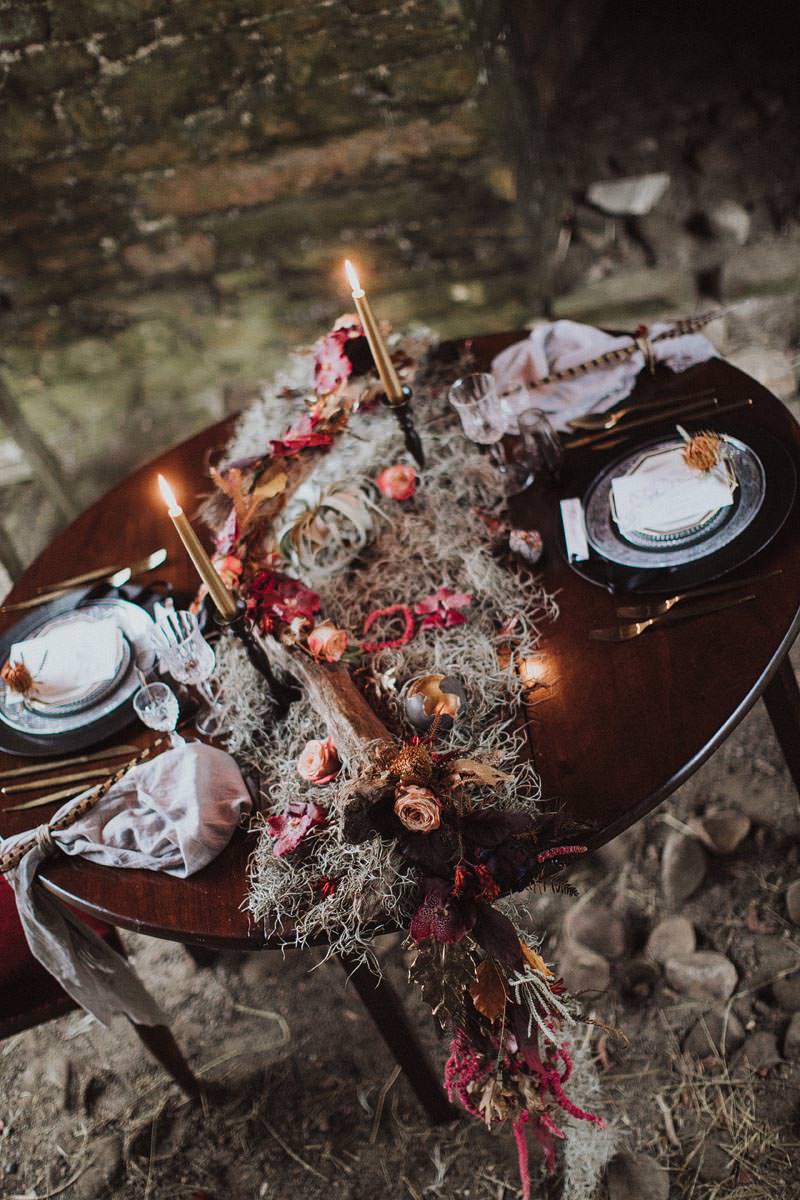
[[563, 390, 753, 452], [0, 547, 168, 613], [0, 741, 147, 810], [588, 570, 779, 642]]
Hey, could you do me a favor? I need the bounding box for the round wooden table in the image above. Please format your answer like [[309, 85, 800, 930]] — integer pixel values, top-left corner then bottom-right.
[[1, 337, 799, 954]]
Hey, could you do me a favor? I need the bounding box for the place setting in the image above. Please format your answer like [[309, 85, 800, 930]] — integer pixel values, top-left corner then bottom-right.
[[457, 318, 798, 653], [0, 550, 174, 756]]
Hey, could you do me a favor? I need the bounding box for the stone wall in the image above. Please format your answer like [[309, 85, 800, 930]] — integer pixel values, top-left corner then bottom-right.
[[0, 0, 537, 573]]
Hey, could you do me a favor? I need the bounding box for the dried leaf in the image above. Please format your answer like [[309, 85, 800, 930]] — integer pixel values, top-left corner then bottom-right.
[[448, 758, 513, 788], [253, 470, 288, 501], [520, 941, 554, 979], [408, 938, 477, 1030], [469, 958, 508, 1022]]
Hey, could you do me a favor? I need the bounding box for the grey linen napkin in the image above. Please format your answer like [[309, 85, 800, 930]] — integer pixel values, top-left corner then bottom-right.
[[2, 742, 251, 1026]]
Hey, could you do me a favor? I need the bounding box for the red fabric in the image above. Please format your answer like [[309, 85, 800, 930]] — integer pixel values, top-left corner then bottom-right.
[[0, 874, 113, 1030]]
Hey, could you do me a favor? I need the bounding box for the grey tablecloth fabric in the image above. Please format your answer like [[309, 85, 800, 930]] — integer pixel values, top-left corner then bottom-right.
[[491, 319, 717, 433], [3, 742, 251, 1026]]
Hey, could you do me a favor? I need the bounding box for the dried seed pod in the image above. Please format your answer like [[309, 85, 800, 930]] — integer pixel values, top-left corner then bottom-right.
[[683, 431, 722, 472], [404, 673, 466, 733]]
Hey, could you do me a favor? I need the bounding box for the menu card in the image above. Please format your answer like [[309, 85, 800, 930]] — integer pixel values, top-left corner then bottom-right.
[[611, 448, 734, 533]]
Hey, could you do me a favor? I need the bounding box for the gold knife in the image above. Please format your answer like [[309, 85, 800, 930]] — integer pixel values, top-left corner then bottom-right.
[[0, 743, 140, 779], [589, 592, 756, 642], [1, 766, 111, 794], [1, 548, 167, 613]]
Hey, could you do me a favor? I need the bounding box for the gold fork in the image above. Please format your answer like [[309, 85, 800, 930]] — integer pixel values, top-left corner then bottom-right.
[[589, 592, 756, 642], [567, 388, 715, 432], [616, 569, 782, 621]]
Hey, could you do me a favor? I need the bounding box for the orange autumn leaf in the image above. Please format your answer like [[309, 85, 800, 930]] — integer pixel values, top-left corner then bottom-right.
[[521, 941, 554, 979], [469, 958, 508, 1022]]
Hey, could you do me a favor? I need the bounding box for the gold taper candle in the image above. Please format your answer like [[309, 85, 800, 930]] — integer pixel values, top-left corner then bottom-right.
[[157, 474, 238, 619], [344, 259, 403, 405]]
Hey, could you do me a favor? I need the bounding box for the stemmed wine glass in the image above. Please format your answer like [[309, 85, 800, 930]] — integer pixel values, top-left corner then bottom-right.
[[449, 373, 562, 495], [152, 610, 224, 737], [133, 682, 184, 748], [448, 373, 506, 450]]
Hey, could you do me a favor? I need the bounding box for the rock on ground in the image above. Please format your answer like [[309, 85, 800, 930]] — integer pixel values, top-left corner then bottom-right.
[[564, 904, 627, 959], [606, 1151, 669, 1200], [559, 940, 611, 996], [692, 809, 751, 855], [783, 1012, 800, 1058], [587, 173, 670, 216], [786, 879, 800, 925], [683, 1007, 745, 1058], [646, 916, 696, 964], [732, 1031, 781, 1075], [661, 832, 707, 906], [664, 952, 738, 1003]]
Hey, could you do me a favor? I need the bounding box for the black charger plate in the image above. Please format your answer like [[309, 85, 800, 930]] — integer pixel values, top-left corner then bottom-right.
[[558, 423, 798, 595]]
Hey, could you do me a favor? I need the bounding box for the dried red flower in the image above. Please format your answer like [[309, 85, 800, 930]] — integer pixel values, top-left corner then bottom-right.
[[415, 586, 472, 630], [270, 412, 333, 459], [266, 801, 326, 857], [246, 569, 321, 634]]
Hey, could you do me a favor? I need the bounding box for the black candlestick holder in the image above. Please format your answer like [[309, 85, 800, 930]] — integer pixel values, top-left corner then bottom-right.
[[389, 385, 425, 468], [215, 601, 299, 716]]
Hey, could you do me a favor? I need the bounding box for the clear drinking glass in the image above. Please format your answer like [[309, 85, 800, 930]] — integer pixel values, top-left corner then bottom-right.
[[448, 373, 506, 446], [152, 610, 223, 737], [518, 408, 563, 483], [133, 682, 184, 748]]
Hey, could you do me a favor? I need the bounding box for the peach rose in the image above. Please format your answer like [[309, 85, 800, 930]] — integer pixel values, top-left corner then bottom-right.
[[297, 736, 340, 785], [212, 554, 243, 591], [394, 784, 441, 833], [376, 464, 417, 501], [307, 620, 348, 662]]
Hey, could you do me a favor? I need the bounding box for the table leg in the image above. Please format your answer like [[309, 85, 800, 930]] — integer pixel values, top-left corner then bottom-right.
[[338, 953, 456, 1124], [763, 654, 800, 796], [130, 1022, 203, 1101]]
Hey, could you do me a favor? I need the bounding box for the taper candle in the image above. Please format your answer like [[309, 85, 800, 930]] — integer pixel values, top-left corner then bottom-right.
[[157, 474, 238, 620], [344, 259, 404, 405]]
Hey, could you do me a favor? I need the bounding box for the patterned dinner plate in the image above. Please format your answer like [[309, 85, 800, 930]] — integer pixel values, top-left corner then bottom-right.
[[585, 434, 765, 569], [0, 595, 156, 755]]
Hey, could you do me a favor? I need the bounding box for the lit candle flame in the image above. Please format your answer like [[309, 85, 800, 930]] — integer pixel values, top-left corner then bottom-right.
[[157, 473, 181, 516], [344, 258, 363, 296]]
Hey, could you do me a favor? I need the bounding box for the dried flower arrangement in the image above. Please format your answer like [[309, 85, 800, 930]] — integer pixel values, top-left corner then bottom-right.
[[682, 429, 723, 472], [202, 317, 614, 1198]]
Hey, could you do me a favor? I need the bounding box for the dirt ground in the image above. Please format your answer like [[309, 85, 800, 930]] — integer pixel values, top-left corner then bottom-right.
[[1, 642, 799, 1200]]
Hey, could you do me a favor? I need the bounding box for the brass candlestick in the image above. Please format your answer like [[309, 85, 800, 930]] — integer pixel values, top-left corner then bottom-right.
[[345, 260, 425, 467], [214, 601, 299, 716]]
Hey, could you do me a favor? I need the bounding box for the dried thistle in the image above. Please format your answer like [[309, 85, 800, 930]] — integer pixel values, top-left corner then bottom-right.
[[683, 430, 722, 472], [1, 659, 35, 696]]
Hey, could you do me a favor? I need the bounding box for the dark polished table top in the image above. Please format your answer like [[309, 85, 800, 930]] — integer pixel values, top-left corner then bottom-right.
[[1, 332, 799, 949]]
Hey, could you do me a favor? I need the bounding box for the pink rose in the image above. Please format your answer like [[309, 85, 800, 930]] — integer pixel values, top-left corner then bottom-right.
[[307, 620, 348, 663], [376, 464, 417, 501], [297, 736, 341, 785], [212, 553, 243, 591], [394, 784, 441, 833]]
